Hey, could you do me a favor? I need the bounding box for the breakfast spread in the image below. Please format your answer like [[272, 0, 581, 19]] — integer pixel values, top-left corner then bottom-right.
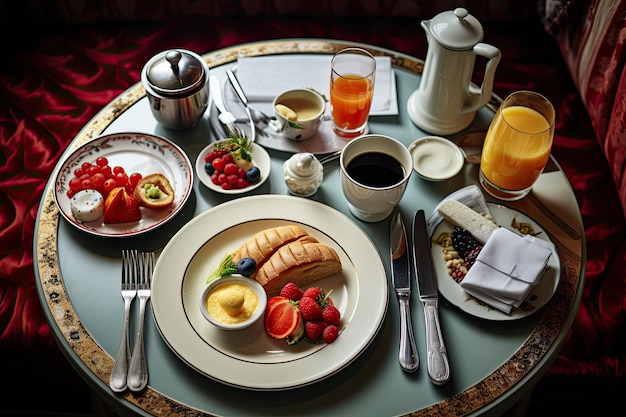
[[205, 282, 260, 325], [65, 156, 175, 224]]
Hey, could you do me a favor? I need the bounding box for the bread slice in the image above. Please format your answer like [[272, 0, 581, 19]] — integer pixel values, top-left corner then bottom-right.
[[255, 237, 342, 296], [231, 225, 311, 277], [437, 199, 499, 243]]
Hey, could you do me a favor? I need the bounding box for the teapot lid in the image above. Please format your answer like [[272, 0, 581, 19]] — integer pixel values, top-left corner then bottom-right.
[[428, 8, 483, 50], [144, 49, 206, 97]]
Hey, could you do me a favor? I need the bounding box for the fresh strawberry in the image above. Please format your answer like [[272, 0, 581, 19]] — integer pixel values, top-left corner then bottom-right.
[[322, 324, 339, 343], [264, 296, 302, 340], [302, 287, 323, 300], [298, 296, 321, 321], [280, 282, 303, 301], [305, 320, 326, 341], [321, 305, 341, 326]]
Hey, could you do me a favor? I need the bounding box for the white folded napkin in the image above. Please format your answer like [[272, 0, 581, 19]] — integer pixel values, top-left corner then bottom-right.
[[460, 227, 554, 314], [234, 55, 397, 116]]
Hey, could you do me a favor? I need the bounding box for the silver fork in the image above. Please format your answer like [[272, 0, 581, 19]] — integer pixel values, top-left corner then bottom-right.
[[109, 249, 138, 393], [127, 251, 155, 392]]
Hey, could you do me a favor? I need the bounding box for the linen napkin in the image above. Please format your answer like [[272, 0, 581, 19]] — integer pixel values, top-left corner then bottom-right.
[[460, 227, 554, 314], [234, 55, 398, 116]]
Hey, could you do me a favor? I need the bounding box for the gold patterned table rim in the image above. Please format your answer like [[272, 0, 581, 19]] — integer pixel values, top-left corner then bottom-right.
[[35, 39, 582, 417]]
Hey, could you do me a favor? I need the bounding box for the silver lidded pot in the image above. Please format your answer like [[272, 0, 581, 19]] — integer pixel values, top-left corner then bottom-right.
[[142, 49, 210, 130]]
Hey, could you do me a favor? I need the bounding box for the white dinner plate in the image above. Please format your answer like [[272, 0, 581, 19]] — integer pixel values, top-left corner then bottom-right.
[[53, 132, 193, 237], [151, 195, 388, 390], [195, 139, 271, 194], [430, 203, 561, 321]]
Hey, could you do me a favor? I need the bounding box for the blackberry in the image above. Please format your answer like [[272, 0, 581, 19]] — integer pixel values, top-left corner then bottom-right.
[[451, 227, 481, 259]]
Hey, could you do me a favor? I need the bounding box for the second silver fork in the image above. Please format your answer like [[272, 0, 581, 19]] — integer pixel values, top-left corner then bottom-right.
[[110, 249, 138, 393], [127, 251, 155, 392]]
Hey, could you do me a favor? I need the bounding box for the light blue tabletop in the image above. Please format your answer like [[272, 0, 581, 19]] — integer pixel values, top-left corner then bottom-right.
[[34, 39, 585, 417]]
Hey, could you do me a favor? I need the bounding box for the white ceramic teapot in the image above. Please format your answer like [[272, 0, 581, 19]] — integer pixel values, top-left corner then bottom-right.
[[407, 8, 501, 135]]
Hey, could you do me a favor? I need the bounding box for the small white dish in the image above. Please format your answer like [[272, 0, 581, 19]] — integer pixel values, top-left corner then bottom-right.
[[408, 136, 465, 181], [200, 274, 267, 331], [195, 139, 271, 194]]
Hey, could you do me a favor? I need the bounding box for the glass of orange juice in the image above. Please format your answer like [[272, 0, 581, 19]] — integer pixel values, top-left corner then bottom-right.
[[479, 90, 555, 201], [330, 48, 376, 138]]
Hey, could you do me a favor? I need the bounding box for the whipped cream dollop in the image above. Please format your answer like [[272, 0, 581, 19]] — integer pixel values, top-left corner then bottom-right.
[[283, 153, 323, 197]]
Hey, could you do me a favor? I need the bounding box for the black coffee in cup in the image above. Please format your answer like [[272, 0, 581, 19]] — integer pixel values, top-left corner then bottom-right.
[[346, 152, 404, 187]]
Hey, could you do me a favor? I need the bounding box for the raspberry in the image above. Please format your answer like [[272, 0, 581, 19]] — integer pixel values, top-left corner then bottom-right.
[[322, 325, 339, 343], [321, 305, 341, 326], [305, 320, 326, 341], [280, 282, 303, 301], [298, 296, 321, 321], [302, 287, 323, 300]]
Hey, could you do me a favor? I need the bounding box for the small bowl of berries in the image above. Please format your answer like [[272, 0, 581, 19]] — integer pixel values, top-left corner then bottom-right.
[[195, 137, 271, 194]]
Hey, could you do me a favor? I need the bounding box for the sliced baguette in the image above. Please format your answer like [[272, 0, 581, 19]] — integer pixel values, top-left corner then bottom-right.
[[255, 238, 342, 296], [437, 199, 499, 243], [231, 225, 311, 278]]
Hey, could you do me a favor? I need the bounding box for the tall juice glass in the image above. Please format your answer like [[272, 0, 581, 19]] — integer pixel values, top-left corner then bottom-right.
[[479, 90, 555, 201], [330, 48, 376, 138]]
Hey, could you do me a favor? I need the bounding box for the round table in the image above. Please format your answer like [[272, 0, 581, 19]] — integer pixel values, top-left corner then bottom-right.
[[34, 39, 584, 417]]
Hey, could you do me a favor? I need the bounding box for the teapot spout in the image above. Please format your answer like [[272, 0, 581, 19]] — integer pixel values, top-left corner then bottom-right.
[[420, 20, 431, 41]]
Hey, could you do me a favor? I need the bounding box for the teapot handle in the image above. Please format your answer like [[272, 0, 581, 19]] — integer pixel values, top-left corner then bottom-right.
[[463, 43, 501, 114]]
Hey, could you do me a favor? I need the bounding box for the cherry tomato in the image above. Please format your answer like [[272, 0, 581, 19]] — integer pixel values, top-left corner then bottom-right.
[[91, 173, 106, 188], [129, 172, 142, 187], [87, 165, 101, 176], [69, 177, 82, 191], [100, 165, 112, 177], [81, 178, 94, 190], [74, 167, 85, 177], [81, 162, 92, 171], [113, 166, 125, 175], [115, 172, 128, 186], [103, 178, 117, 193], [222, 153, 234, 164], [96, 157, 108, 167]]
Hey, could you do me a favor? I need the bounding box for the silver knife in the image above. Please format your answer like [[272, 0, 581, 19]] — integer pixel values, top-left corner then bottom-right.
[[390, 212, 419, 373], [209, 75, 240, 138], [225, 69, 256, 142], [413, 209, 450, 384]]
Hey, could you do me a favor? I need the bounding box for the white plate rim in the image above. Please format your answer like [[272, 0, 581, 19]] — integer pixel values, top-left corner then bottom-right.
[[195, 140, 271, 194], [431, 203, 561, 321], [53, 132, 193, 237], [151, 195, 389, 390]]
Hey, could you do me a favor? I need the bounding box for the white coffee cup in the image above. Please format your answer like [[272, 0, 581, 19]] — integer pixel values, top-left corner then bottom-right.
[[272, 88, 325, 141], [339, 134, 413, 222]]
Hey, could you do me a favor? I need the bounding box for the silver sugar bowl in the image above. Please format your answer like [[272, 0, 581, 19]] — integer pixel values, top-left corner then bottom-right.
[[141, 49, 210, 130]]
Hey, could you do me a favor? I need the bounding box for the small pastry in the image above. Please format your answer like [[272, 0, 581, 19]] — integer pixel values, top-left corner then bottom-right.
[[134, 173, 175, 209]]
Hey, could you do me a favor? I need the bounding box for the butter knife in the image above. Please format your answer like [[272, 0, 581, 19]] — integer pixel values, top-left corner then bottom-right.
[[390, 212, 419, 373], [209, 75, 240, 138], [225, 69, 256, 142], [413, 209, 450, 384]]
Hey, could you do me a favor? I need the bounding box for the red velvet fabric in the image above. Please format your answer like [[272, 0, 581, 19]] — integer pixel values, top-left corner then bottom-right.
[[1, 13, 625, 416]]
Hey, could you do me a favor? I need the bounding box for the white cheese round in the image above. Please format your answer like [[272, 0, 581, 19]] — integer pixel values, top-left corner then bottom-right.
[[70, 189, 104, 223]]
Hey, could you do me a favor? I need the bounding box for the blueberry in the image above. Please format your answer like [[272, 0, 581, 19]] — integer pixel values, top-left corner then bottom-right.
[[246, 166, 261, 183], [204, 162, 215, 175], [237, 257, 257, 276]]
